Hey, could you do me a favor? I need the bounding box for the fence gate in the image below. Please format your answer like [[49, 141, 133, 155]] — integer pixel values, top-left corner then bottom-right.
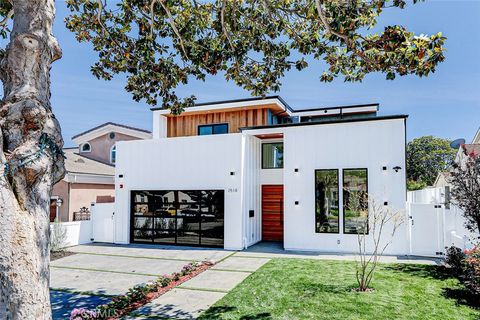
[[91, 202, 115, 243], [408, 203, 445, 257]]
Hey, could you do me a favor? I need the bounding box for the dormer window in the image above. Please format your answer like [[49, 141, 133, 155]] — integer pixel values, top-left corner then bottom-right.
[[110, 145, 116, 164], [81, 143, 91, 153]]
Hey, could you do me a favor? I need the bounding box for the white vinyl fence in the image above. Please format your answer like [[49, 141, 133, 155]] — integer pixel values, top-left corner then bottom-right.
[[50, 220, 93, 247], [407, 187, 477, 257], [91, 202, 115, 243]]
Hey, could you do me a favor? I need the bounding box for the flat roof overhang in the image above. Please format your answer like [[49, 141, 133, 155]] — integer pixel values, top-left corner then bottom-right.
[[240, 114, 408, 134], [151, 96, 291, 116]]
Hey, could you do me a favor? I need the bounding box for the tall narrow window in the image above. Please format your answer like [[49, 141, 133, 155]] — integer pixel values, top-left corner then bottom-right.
[[110, 145, 116, 164], [262, 143, 284, 169], [315, 170, 339, 233], [343, 169, 368, 234]]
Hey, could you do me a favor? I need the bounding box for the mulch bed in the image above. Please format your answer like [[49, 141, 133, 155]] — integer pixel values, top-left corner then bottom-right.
[[51, 250, 76, 261], [106, 262, 214, 320]]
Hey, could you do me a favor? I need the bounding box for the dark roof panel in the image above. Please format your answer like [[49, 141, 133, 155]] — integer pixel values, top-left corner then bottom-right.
[[240, 114, 408, 131]]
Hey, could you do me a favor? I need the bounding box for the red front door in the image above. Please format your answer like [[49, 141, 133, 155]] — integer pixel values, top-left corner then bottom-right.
[[262, 185, 284, 241]]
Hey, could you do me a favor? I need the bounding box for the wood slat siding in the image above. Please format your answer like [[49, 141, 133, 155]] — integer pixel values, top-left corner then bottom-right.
[[166, 108, 271, 137], [262, 185, 284, 242]]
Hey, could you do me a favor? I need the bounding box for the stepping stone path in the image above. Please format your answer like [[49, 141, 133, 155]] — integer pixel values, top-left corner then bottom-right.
[[124, 253, 271, 319]]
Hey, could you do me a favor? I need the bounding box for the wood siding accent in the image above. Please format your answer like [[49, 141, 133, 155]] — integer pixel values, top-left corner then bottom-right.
[[262, 185, 284, 242], [166, 108, 271, 137]]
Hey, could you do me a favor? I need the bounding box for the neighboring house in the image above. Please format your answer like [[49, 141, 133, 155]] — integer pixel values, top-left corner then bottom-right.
[[114, 96, 408, 253], [51, 123, 151, 222], [434, 126, 479, 187]]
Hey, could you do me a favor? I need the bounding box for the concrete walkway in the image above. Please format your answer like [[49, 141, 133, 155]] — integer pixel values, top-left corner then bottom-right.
[[50, 243, 232, 319], [125, 252, 271, 319], [238, 241, 443, 265]]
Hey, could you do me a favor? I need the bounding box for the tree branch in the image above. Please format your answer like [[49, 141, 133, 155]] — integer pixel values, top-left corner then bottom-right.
[[151, 0, 189, 59], [0, 9, 13, 28]]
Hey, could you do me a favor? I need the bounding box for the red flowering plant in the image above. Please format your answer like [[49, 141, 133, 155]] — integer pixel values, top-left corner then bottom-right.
[[69, 260, 214, 320], [463, 246, 480, 295]]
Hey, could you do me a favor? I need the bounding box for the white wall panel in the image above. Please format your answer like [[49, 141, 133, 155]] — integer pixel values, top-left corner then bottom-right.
[[282, 118, 408, 255], [115, 134, 245, 250]]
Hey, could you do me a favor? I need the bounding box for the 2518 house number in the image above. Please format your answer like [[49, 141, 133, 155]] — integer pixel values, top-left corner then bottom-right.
[[228, 188, 238, 193]]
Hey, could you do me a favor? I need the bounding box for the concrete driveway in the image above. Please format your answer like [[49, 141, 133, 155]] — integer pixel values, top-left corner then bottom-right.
[[50, 243, 232, 319]]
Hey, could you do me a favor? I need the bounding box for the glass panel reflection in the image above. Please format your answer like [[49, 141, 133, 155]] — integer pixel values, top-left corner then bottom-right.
[[343, 169, 368, 234], [315, 170, 339, 233], [131, 190, 224, 246]]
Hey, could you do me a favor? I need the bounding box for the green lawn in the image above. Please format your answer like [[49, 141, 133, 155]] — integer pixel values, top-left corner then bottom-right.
[[199, 258, 479, 320]]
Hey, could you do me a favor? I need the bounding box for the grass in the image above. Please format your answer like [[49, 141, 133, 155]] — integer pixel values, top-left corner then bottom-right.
[[198, 258, 479, 320]]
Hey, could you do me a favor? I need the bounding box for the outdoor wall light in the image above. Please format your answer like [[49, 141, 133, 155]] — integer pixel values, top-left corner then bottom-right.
[[118, 174, 124, 178], [382, 166, 387, 171], [294, 168, 299, 173], [55, 198, 63, 208], [384, 201, 388, 206], [393, 166, 402, 172], [295, 201, 299, 205], [230, 171, 235, 176]]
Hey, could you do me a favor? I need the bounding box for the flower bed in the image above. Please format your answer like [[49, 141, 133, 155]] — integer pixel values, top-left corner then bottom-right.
[[70, 260, 215, 320]]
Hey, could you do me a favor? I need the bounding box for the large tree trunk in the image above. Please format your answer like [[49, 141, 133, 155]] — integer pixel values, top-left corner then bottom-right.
[[0, 0, 64, 319]]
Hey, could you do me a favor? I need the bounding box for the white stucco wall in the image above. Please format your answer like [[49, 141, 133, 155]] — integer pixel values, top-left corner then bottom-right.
[[114, 134, 249, 250], [281, 118, 408, 254], [115, 117, 408, 254]]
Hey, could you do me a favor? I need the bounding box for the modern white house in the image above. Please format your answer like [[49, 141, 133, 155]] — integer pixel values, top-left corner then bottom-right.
[[114, 96, 409, 254]]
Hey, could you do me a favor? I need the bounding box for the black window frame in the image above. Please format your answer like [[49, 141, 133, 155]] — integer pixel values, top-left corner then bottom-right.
[[314, 169, 340, 234], [130, 190, 225, 247], [197, 123, 229, 136], [342, 168, 369, 235], [261, 142, 284, 169]]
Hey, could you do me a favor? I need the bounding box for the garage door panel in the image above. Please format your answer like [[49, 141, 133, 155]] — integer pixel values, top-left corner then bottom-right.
[[131, 190, 224, 247]]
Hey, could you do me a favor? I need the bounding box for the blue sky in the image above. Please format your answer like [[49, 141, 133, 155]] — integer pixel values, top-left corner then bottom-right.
[[47, 1, 480, 146]]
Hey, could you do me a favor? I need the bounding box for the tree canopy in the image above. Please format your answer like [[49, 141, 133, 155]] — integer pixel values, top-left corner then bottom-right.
[[406, 136, 456, 190], [54, 0, 445, 114], [450, 149, 480, 234]]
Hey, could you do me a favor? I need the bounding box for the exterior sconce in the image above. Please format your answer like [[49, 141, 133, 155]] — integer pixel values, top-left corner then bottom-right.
[[393, 166, 402, 172], [382, 166, 387, 171], [294, 201, 299, 205], [230, 171, 235, 176], [56, 198, 63, 208], [294, 168, 299, 173], [384, 201, 388, 206], [118, 174, 124, 178]]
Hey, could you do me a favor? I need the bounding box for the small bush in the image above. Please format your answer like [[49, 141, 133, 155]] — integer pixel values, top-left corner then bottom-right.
[[445, 245, 480, 297], [463, 247, 480, 295], [445, 246, 466, 276]]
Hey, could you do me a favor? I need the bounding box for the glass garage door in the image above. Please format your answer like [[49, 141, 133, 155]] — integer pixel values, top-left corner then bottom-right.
[[130, 190, 224, 247]]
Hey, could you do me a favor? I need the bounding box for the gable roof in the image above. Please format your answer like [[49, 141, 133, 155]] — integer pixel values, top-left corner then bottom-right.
[[72, 122, 151, 144], [473, 127, 480, 144], [63, 148, 115, 176]]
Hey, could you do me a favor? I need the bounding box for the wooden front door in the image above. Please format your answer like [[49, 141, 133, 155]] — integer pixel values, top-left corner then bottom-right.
[[262, 185, 284, 241]]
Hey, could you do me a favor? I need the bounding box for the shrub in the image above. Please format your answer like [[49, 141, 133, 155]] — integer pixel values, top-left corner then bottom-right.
[[463, 246, 480, 295], [445, 245, 480, 297], [445, 246, 466, 276]]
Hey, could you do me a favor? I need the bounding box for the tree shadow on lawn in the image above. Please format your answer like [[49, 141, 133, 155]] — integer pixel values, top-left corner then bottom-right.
[[50, 289, 111, 320], [383, 264, 453, 281], [383, 264, 479, 310], [198, 305, 272, 320]]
